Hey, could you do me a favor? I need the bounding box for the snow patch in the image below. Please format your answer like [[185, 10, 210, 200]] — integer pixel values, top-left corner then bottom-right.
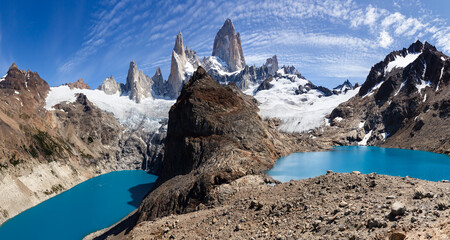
[[203, 56, 239, 76], [416, 80, 431, 95], [386, 53, 421, 73], [394, 81, 406, 96], [358, 130, 373, 146], [184, 61, 195, 76], [423, 94, 427, 102], [358, 121, 365, 129], [245, 72, 359, 133], [45, 86, 175, 131], [0, 74, 7, 82], [14, 91, 19, 95], [362, 81, 383, 98], [422, 61, 427, 80]]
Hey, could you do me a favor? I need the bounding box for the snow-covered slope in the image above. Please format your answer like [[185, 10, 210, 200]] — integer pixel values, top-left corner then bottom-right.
[[385, 53, 421, 73], [244, 70, 359, 133], [45, 86, 174, 131]]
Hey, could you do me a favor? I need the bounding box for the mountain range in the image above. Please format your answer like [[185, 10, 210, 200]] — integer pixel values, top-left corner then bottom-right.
[[0, 18, 448, 237]]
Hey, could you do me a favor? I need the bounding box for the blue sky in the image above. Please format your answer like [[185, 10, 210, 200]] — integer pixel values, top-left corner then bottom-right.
[[0, 0, 449, 88]]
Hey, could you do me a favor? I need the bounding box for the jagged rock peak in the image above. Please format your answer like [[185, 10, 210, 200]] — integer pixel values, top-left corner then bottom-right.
[[9, 62, 18, 71], [264, 55, 279, 76], [126, 60, 153, 103], [333, 80, 353, 90], [212, 18, 246, 72], [408, 40, 424, 53], [99, 75, 121, 95], [174, 32, 186, 58], [154, 67, 162, 76], [167, 33, 188, 99]]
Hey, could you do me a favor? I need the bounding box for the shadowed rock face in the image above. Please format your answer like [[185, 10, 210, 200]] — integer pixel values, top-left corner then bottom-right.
[[212, 19, 245, 71], [151, 67, 165, 96]]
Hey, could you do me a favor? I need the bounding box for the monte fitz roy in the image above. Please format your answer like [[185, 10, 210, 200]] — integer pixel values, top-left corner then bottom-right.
[[0, 14, 449, 240]]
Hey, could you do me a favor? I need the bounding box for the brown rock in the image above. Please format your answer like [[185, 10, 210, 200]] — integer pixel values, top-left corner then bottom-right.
[[389, 231, 406, 240]]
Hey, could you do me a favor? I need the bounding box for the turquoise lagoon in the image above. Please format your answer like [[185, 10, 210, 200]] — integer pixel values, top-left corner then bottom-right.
[[267, 146, 450, 182], [0, 170, 157, 240]]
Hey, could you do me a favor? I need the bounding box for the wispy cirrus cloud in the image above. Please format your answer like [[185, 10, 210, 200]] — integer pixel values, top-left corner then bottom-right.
[[55, 0, 450, 88]]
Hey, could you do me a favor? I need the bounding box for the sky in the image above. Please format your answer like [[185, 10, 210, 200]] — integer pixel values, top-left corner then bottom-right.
[[0, 0, 449, 88]]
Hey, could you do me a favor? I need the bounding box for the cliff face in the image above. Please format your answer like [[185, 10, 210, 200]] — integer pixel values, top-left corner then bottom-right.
[[167, 32, 202, 98], [0, 64, 140, 224], [325, 41, 449, 154], [125, 60, 153, 103]]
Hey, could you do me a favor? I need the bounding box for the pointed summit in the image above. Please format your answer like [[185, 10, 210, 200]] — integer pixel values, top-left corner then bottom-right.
[[167, 33, 188, 98], [9, 63, 18, 70], [125, 60, 153, 103], [212, 19, 246, 71], [264, 55, 279, 76], [174, 32, 186, 58]]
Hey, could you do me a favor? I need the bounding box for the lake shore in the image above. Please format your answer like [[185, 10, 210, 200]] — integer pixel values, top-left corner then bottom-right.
[[106, 172, 449, 239]]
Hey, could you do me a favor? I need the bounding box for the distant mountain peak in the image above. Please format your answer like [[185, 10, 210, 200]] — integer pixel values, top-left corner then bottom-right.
[[174, 32, 185, 57], [64, 78, 90, 90], [126, 60, 153, 103], [212, 18, 245, 72]]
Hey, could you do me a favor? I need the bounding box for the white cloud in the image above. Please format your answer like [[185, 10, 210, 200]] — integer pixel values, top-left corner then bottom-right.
[[379, 31, 393, 48], [433, 27, 450, 52]]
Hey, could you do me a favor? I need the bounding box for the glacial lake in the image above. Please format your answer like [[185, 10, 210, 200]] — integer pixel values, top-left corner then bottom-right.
[[0, 170, 157, 240], [268, 146, 450, 182]]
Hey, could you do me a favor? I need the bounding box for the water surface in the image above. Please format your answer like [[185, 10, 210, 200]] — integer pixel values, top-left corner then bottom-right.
[[267, 146, 450, 182], [0, 170, 157, 240]]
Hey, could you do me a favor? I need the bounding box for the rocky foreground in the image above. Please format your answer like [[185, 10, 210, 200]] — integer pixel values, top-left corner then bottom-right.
[[88, 172, 450, 240]]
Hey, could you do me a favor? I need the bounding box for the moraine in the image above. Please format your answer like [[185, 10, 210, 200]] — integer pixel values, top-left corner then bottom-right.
[[268, 146, 450, 182], [0, 170, 157, 240]]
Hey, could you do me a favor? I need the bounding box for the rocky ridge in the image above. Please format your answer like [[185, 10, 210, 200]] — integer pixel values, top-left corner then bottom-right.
[[64, 78, 91, 90], [0, 64, 141, 224], [323, 41, 449, 154]]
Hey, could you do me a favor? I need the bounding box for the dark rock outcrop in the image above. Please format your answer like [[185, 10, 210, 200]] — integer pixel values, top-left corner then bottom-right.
[[333, 79, 353, 94], [255, 76, 274, 92]]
